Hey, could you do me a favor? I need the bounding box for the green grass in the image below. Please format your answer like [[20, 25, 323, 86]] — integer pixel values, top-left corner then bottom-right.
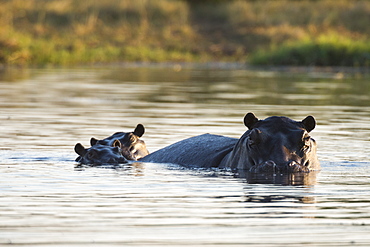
[[250, 34, 370, 67], [0, 0, 369, 66]]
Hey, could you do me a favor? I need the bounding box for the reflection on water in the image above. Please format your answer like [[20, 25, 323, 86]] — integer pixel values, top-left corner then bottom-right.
[[237, 170, 319, 186], [0, 65, 369, 246]]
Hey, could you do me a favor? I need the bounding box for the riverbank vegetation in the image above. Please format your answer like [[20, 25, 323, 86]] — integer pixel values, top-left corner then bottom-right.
[[0, 0, 369, 66]]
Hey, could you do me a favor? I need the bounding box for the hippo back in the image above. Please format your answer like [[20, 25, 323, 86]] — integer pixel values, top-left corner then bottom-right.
[[140, 134, 238, 168]]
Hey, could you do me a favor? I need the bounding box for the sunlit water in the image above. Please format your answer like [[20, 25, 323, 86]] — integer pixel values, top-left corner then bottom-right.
[[0, 65, 369, 246]]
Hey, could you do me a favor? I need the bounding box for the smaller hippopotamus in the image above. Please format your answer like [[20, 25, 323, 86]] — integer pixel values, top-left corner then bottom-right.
[[74, 140, 127, 166], [90, 124, 149, 160]]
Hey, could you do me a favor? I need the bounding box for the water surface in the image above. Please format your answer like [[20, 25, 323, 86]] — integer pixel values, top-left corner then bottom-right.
[[0, 65, 369, 246]]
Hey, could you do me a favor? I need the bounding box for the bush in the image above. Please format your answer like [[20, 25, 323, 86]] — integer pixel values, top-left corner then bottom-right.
[[250, 34, 370, 67]]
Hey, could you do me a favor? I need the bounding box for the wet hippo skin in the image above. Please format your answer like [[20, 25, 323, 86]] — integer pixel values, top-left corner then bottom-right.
[[141, 113, 320, 173], [74, 140, 128, 166], [90, 124, 149, 160], [142, 133, 238, 169], [75, 124, 149, 165]]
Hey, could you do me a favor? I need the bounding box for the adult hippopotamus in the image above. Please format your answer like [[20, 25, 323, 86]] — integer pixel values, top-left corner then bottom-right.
[[140, 113, 320, 173], [90, 124, 149, 160], [74, 140, 128, 166]]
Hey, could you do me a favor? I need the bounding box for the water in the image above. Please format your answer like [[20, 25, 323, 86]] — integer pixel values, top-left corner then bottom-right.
[[0, 65, 369, 246]]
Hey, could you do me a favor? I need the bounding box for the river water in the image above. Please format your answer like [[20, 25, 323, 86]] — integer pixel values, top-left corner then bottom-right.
[[0, 65, 369, 246]]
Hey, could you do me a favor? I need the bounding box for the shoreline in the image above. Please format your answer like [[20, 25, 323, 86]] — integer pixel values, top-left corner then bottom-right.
[[1, 62, 369, 77]]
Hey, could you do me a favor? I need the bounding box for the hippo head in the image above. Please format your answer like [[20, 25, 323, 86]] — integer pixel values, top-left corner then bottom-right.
[[90, 124, 149, 160], [228, 113, 320, 173], [74, 140, 128, 166]]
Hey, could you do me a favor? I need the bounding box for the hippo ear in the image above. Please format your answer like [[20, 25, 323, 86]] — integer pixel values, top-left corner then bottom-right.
[[74, 143, 87, 156], [133, 124, 145, 137], [244, 112, 259, 129], [302, 115, 316, 132], [90, 137, 98, 146], [112, 139, 122, 148]]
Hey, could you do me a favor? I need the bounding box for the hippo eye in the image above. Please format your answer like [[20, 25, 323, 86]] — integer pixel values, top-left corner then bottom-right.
[[248, 128, 261, 148], [302, 137, 311, 152], [87, 150, 97, 159], [248, 138, 257, 148], [303, 144, 310, 152], [130, 136, 137, 142]]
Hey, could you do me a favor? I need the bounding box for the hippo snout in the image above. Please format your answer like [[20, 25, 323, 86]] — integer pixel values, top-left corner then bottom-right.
[[286, 161, 309, 173], [109, 157, 128, 164], [250, 160, 310, 173], [250, 160, 277, 173]]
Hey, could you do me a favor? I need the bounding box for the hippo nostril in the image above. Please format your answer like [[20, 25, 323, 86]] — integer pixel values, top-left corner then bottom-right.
[[257, 160, 278, 173], [288, 161, 299, 167], [264, 160, 276, 167], [286, 161, 307, 172]]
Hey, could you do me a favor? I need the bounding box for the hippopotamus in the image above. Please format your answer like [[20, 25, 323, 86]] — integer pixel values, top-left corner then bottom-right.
[[74, 140, 128, 166], [90, 124, 149, 161], [140, 113, 320, 173]]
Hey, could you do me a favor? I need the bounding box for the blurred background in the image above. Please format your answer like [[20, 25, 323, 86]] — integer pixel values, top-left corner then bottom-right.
[[0, 0, 369, 67]]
